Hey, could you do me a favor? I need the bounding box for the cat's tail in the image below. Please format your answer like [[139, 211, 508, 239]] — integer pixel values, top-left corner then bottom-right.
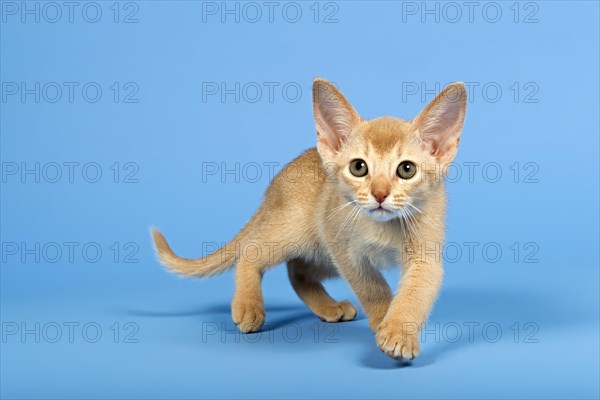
[[151, 229, 238, 277]]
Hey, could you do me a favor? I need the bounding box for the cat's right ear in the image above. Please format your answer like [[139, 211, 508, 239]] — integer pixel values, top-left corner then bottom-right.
[[312, 78, 361, 163]]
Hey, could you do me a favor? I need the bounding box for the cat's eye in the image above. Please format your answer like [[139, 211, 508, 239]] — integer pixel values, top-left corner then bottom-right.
[[397, 161, 417, 179], [349, 159, 368, 177]]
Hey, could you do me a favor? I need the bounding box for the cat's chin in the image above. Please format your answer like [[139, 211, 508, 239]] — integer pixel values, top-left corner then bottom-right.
[[367, 208, 399, 223]]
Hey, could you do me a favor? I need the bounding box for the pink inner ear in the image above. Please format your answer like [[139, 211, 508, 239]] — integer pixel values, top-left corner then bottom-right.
[[434, 136, 459, 158], [432, 124, 457, 152], [317, 131, 335, 151], [317, 132, 339, 163], [313, 82, 360, 159], [416, 90, 465, 161], [424, 125, 459, 160]]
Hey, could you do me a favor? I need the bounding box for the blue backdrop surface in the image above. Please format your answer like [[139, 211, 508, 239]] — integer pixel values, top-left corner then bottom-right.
[[1, 1, 599, 398]]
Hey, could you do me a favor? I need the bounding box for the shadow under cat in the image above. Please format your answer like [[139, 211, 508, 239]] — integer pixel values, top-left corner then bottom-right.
[[126, 280, 587, 369]]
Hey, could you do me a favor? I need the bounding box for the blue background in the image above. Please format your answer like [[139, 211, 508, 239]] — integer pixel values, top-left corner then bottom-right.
[[1, 1, 599, 398]]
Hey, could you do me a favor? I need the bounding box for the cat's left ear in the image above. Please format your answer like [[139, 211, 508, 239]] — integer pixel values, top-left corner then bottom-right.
[[313, 78, 362, 163], [413, 82, 467, 165]]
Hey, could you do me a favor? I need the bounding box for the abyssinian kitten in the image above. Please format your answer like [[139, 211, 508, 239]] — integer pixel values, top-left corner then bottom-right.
[[152, 78, 467, 360]]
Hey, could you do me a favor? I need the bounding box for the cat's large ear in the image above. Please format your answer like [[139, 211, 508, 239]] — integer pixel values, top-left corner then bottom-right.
[[313, 78, 361, 163], [413, 82, 467, 165]]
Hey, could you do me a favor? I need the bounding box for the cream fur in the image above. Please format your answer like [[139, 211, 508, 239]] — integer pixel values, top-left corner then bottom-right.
[[152, 78, 467, 360]]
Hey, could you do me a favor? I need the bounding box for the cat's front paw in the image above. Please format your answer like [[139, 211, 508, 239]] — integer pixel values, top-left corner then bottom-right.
[[232, 299, 265, 333], [376, 319, 420, 360]]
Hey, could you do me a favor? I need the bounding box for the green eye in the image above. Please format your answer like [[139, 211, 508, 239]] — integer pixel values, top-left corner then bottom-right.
[[349, 159, 368, 177], [397, 161, 417, 179]]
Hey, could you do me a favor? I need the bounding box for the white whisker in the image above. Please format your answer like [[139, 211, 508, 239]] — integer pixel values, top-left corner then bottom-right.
[[335, 203, 361, 240], [399, 206, 418, 237], [406, 201, 434, 226], [347, 204, 363, 235], [326, 200, 357, 221]]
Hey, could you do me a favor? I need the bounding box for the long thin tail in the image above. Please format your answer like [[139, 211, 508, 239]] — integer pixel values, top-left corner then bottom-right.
[[151, 229, 238, 277]]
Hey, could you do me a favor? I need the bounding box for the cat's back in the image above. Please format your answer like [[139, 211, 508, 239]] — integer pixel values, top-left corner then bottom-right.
[[264, 148, 325, 207]]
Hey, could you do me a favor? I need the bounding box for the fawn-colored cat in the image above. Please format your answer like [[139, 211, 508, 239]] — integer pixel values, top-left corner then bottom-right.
[[152, 78, 466, 360]]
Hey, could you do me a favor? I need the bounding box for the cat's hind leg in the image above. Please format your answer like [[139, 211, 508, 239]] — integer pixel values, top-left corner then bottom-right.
[[287, 258, 357, 322], [231, 257, 268, 333]]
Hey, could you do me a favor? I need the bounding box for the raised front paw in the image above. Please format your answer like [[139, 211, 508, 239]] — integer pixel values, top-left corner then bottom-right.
[[376, 319, 420, 360], [232, 298, 265, 333]]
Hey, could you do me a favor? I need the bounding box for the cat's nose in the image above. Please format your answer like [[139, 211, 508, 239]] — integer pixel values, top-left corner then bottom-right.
[[372, 189, 389, 204]]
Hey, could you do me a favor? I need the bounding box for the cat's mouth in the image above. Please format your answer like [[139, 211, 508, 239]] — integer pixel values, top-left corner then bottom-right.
[[364, 205, 398, 222], [368, 205, 395, 215], [373, 205, 390, 211]]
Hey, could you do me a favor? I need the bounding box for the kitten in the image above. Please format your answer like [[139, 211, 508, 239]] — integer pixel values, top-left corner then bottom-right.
[[152, 78, 466, 360]]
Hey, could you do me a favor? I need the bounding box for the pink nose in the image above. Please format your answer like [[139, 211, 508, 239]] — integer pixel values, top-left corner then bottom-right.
[[372, 189, 389, 204]]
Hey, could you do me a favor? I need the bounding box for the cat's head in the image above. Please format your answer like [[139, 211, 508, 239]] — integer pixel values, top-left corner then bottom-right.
[[313, 78, 466, 222]]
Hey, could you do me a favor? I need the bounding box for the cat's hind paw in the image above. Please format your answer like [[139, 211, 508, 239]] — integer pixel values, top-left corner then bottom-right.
[[317, 300, 358, 323], [232, 300, 265, 333]]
